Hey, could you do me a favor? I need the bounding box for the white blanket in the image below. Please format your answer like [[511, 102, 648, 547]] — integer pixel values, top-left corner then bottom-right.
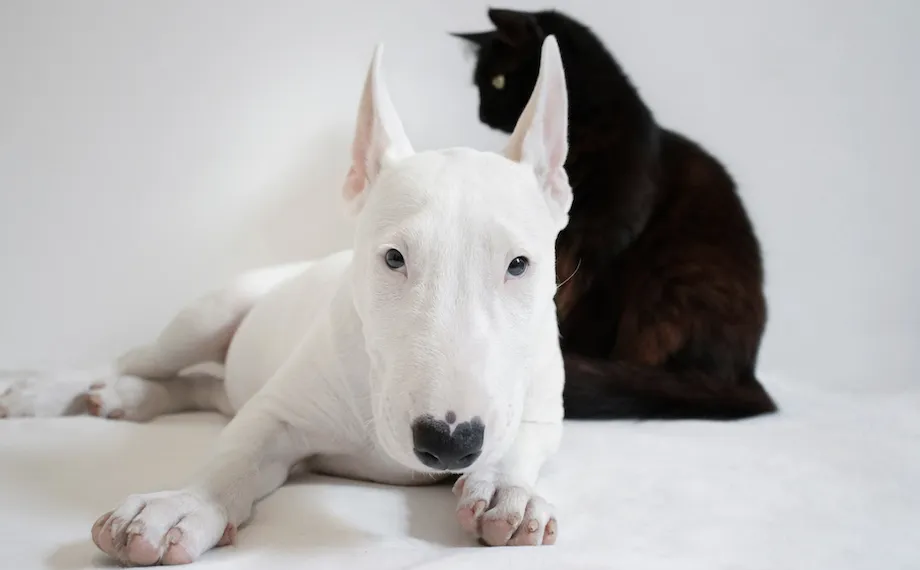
[[3, 376, 917, 570]]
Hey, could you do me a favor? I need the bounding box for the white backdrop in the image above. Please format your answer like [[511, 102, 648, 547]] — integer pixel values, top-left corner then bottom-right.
[[1, 0, 917, 394]]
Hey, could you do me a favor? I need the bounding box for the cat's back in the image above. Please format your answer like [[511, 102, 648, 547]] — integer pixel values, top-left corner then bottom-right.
[[653, 129, 763, 270], [611, 127, 766, 331]]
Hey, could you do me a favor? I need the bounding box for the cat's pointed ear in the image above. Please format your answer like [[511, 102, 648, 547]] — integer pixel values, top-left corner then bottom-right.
[[342, 43, 414, 215], [487, 8, 544, 47], [450, 30, 495, 49], [503, 36, 572, 229]]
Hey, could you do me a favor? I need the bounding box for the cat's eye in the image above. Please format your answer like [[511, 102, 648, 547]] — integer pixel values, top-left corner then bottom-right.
[[491, 74, 505, 90], [385, 249, 405, 270], [507, 256, 529, 278]]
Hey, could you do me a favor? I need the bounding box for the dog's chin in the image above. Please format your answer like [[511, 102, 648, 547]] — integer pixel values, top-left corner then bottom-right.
[[390, 451, 485, 476], [399, 443, 505, 476]]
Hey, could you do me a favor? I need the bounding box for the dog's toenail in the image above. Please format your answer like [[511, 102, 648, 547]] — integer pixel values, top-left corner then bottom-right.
[[473, 500, 487, 517], [89, 382, 106, 390], [217, 523, 237, 546], [86, 395, 101, 414], [107, 409, 125, 419], [527, 519, 538, 532]]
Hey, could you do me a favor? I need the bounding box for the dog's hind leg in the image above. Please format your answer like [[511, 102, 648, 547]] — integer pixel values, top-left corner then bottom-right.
[[0, 262, 308, 420], [83, 370, 235, 421]]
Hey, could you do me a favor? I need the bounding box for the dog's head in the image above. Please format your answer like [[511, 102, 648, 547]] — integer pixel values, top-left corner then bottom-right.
[[342, 37, 571, 474]]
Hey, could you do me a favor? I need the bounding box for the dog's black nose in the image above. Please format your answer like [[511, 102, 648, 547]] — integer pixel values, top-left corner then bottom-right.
[[411, 413, 484, 471]]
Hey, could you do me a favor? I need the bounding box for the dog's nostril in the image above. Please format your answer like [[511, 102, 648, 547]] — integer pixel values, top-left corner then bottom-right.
[[411, 414, 485, 471], [413, 448, 444, 470], [457, 451, 481, 468], [416, 450, 440, 465]]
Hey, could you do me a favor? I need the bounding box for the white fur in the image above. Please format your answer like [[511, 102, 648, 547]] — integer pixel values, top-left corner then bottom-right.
[[1, 37, 573, 564]]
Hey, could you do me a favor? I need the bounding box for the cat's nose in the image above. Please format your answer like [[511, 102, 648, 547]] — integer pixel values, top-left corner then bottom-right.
[[411, 414, 484, 471]]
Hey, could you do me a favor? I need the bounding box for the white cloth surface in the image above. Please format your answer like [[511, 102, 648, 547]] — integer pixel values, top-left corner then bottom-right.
[[2, 376, 917, 570]]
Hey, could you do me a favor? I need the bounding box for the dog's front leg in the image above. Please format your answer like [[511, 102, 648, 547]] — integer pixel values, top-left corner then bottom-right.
[[453, 419, 563, 547], [90, 396, 307, 566]]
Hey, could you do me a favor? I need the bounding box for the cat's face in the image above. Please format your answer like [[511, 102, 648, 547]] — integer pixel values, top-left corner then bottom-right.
[[453, 9, 548, 134]]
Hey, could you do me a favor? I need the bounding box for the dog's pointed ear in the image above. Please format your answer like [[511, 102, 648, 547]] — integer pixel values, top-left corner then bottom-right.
[[487, 8, 544, 47], [503, 36, 572, 229], [342, 43, 414, 215], [450, 30, 495, 49]]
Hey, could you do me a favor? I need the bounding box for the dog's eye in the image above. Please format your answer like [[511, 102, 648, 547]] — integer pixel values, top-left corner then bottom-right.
[[385, 249, 405, 270], [491, 74, 505, 90], [507, 256, 529, 278]]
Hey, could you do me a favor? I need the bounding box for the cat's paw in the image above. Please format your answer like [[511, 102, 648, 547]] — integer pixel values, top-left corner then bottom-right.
[[453, 473, 557, 546]]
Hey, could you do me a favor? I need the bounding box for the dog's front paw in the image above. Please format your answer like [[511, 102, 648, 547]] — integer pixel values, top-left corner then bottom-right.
[[91, 490, 235, 566], [453, 473, 557, 546]]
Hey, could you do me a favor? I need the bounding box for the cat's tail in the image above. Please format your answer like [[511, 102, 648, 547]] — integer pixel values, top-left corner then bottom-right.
[[561, 353, 778, 420]]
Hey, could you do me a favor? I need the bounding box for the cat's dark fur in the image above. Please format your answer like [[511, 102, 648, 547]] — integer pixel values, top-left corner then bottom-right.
[[453, 8, 777, 419]]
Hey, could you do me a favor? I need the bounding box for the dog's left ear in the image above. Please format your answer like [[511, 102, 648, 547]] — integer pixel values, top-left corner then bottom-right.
[[503, 35, 572, 229], [342, 43, 414, 215]]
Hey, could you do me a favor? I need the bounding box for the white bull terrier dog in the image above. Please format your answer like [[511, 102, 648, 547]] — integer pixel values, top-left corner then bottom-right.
[[0, 36, 573, 566]]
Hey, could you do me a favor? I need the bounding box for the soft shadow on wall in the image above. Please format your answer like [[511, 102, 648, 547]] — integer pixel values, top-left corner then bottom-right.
[[212, 126, 356, 277]]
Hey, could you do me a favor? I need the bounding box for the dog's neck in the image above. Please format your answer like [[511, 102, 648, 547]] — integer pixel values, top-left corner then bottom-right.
[[329, 270, 372, 373]]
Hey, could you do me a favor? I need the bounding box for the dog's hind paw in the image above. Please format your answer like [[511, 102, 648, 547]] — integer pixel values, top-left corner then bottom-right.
[[0, 370, 90, 418], [84, 375, 171, 422], [453, 473, 557, 546], [92, 489, 233, 566]]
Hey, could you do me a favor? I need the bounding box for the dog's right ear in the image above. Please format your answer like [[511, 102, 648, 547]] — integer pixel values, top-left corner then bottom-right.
[[503, 36, 572, 230], [342, 43, 414, 215]]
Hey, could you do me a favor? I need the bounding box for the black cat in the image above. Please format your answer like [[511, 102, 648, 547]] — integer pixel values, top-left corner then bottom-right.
[[453, 8, 777, 420]]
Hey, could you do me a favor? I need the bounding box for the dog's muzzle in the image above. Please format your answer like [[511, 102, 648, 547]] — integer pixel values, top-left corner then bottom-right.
[[411, 413, 484, 471]]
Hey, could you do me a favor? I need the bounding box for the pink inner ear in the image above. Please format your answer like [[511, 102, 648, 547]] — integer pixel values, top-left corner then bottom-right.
[[342, 165, 366, 202], [343, 103, 375, 204], [542, 64, 568, 172]]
